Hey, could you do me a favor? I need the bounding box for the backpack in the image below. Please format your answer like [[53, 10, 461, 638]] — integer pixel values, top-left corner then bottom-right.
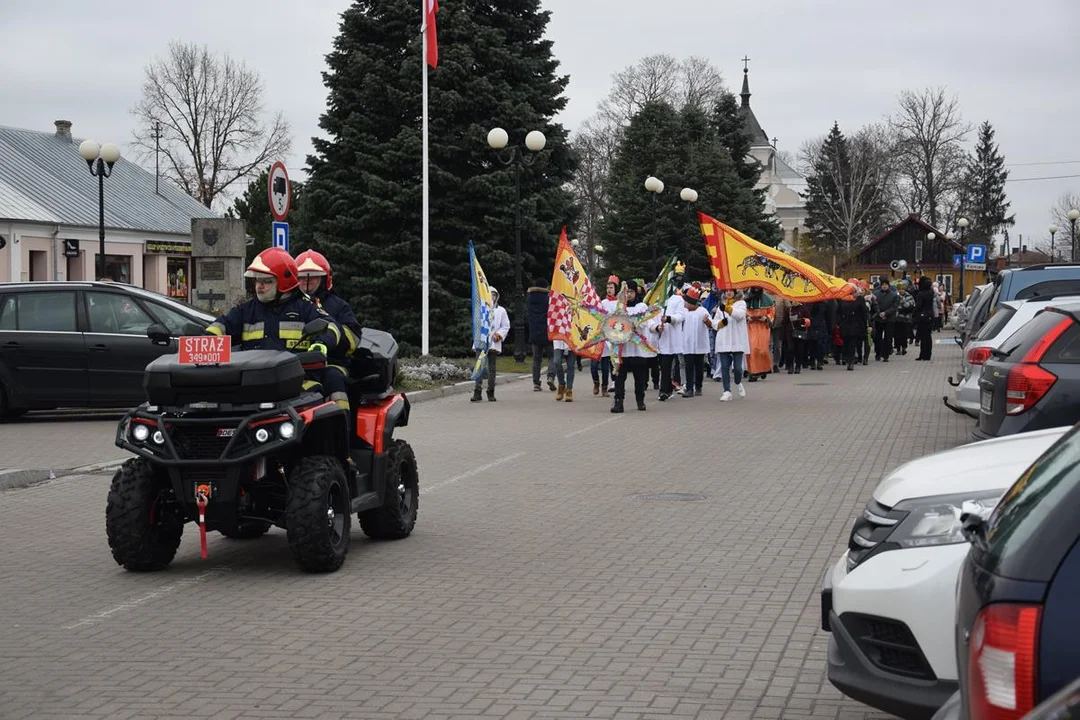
[[900, 292, 915, 311]]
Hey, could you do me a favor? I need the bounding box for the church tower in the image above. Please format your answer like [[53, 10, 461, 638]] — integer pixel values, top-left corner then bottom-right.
[[736, 58, 807, 253]]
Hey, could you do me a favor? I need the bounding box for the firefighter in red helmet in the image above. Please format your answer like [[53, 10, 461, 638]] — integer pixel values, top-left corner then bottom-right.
[[295, 249, 362, 355], [205, 248, 349, 410]]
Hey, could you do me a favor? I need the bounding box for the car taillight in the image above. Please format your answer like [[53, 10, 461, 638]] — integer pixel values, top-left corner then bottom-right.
[[1006, 365, 1057, 414], [967, 603, 1041, 720], [968, 347, 993, 365]]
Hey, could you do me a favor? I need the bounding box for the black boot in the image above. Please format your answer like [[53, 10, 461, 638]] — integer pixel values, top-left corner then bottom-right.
[[470, 388, 482, 402], [637, 399, 647, 411], [847, 362, 854, 371], [487, 390, 496, 402], [610, 398, 624, 414]]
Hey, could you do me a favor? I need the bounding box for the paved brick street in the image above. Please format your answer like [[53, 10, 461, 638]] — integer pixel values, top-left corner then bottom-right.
[[0, 341, 973, 719]]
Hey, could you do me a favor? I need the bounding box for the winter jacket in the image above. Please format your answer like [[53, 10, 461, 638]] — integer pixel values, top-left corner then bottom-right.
[[914, 288, 936, 322], [837, 297, 869, 337], [708, 300, 750, 354], [873, 287, 900, 322], [525, 287, 549, 344], [207, 290, 341, 353], [489, 304, 511, 353]]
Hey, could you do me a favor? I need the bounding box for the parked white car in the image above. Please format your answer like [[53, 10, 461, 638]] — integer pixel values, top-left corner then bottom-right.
[[820, 426, 1070, 720], [946, 296, 1080, 417]]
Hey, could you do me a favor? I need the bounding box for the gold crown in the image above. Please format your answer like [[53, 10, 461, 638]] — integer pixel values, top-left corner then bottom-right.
[[674, 261, 686, 274]]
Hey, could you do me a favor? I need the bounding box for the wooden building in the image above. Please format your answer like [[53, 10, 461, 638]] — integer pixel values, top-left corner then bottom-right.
[[840, 214, 985, 299]]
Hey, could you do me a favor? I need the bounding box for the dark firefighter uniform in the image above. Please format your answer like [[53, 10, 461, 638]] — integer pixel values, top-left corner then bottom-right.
[[205, 292, 350, 410]]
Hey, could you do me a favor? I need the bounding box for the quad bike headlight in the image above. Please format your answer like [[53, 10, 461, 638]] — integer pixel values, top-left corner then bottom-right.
[[279, 423, 296, 440], [152, 431, 165, 445], [132, 424, 150, 442], [254, 428, 270, 443]]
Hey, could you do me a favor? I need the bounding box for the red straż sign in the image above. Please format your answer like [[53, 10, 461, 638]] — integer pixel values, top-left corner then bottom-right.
[[179, 336, 231, 365]]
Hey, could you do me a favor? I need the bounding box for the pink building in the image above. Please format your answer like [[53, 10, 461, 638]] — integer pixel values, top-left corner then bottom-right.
[[0, 121, 219, 302]]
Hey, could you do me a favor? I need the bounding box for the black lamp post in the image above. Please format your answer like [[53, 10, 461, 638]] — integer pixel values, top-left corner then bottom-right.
[[79, 139, 121, 280], [1068, 209, 1079, 262], [1050, 224, 1059, 262], [957, 217, 969, 302], [487, 127, 547, 364], [644, 175, 664, 273]]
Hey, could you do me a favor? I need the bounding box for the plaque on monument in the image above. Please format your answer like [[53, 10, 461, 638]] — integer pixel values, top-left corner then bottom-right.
[[203, 228, 219, 247], [199, 260, 225, 281]]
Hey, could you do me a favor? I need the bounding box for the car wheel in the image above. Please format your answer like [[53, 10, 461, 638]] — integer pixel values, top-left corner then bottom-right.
[[285, 455, 351, 573], [359, 439, 419, 540], [106, 458, 184, 571]]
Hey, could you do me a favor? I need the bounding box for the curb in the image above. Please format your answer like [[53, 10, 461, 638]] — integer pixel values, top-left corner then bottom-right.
[[0, 372, 537, 491]]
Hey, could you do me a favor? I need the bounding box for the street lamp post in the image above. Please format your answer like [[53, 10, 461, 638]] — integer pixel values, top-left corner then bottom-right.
[[487, 127, 547, 364], [1050, 224, 1059, 263], [944, 232, 955, 294], [1068, 209, 1079, 262], [78, 140, 121, 280], [644, 176, 664, 272], [957, 217, 969, 302]]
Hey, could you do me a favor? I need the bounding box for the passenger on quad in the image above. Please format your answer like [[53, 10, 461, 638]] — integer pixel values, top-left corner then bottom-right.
[[205, 248, 349, 410], [295, 250, 363, 366]]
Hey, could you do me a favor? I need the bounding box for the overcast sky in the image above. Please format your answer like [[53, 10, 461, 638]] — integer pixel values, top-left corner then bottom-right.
[[3, 0, 1078, 251]]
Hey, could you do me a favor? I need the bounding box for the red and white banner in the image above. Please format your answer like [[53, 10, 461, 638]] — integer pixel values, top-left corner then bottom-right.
[[425, 0, 439, 68]]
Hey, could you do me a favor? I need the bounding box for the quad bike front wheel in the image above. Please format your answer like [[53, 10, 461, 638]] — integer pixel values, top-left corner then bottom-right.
[[359, 439, 419, 540], [106, 458, 184, 572], [285, 455, 351, 573]]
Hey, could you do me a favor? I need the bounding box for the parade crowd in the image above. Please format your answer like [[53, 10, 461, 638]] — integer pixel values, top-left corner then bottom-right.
[[473, 266, 951, 413]]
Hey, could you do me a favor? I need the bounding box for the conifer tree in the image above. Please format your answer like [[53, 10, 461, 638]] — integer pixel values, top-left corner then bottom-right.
[[964, 121, 1014, 248], [303, 0, 576, 355]]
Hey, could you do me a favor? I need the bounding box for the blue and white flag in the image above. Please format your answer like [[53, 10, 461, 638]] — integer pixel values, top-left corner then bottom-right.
[[469, 240, 494, 381]]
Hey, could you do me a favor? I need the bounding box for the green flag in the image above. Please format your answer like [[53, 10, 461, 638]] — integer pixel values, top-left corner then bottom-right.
[[643, 251, 679, 307]]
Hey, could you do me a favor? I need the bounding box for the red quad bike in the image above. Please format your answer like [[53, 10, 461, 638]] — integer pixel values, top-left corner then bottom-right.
[[106, 319, 418, 573]]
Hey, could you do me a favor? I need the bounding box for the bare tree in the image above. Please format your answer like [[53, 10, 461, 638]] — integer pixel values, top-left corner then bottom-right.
[[131, 41, 291, 209], [803, 123, 892, 272], [1048, 191, 1080, 261], [596, 54, 725, 126], [568, 118, 622, 261], [886, 87, 972, 227]]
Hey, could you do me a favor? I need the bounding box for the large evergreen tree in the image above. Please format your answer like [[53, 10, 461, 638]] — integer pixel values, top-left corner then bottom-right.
[[600, 102, 773, 282], [963, 121, 1014, 248], [303, 0, 576, 356]]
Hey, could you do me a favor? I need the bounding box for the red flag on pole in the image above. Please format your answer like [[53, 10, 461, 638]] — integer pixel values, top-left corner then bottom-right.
[[425, 0, 439, 68]]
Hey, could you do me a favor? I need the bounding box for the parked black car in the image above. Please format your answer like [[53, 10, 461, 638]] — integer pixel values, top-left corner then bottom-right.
[[975, 301, 1080, 440], [0, 281, 213, 417], [950, 424, 1080, 719]]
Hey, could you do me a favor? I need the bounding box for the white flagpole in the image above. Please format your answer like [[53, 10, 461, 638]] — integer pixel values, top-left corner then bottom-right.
[[421, 0, 431, 356]]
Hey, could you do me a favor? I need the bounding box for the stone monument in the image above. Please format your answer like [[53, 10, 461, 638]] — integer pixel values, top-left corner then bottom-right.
[[190, 218, 247, 316]]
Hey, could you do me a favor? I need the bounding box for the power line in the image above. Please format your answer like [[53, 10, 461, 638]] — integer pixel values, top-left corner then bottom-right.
[[1006, 173, 1080, 183], [1008, 160, 1080, 167]]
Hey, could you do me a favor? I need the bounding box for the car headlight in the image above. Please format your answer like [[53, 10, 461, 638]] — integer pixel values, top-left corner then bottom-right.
[[887, 491, 1002, 548], [132, 424, 150, 442]]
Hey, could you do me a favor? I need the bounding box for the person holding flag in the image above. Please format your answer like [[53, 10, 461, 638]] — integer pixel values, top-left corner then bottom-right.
[[467, 241, 509, 403]]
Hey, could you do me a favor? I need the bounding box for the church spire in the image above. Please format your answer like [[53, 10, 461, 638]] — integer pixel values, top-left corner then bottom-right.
[[740, 55, 751, 108]]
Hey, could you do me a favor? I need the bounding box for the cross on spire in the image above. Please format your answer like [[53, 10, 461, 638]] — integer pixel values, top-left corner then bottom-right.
[[741, 55, 751, 71]]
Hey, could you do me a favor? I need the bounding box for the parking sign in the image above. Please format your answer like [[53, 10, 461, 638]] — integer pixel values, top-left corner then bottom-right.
[[965, 244, 987, 264], [272, 221, 289, 253]]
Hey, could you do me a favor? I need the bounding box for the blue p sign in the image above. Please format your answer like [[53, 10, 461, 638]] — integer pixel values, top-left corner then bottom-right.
[[965, 244, 986, 264], [272, 221, 289, 253]]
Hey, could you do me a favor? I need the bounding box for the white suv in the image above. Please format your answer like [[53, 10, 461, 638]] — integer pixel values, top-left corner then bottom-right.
[[820, 426, 1070, 719]]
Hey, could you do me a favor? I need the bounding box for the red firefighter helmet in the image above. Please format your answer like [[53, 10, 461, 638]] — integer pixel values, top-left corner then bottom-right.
[[295, 250, 333, 290], [244, 248, 299, 294]]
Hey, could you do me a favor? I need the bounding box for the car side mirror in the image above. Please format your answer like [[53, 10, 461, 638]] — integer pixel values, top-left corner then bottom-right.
[[303, 318, 329, 337], [960, 500, 991, 550], [182, 321, 204, 336], [146, 323, 172, 346]]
